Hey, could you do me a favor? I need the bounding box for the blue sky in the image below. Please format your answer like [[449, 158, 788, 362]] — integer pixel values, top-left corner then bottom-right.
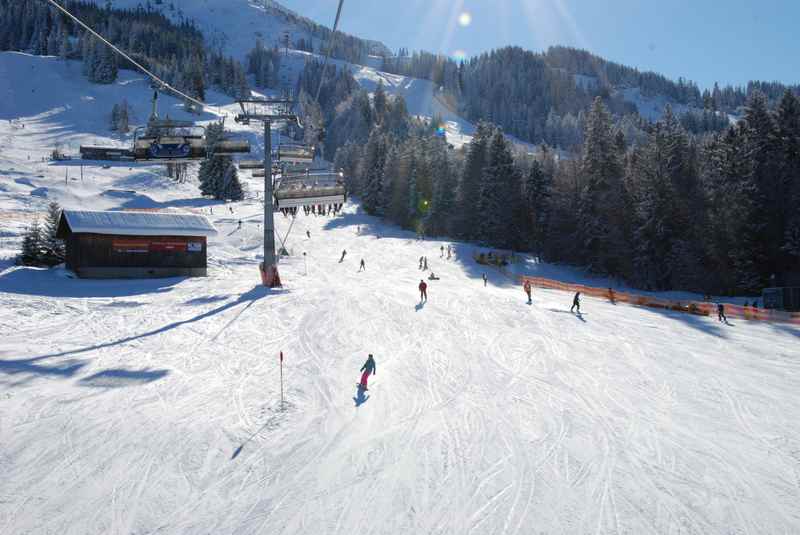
[[280, 0, 800, 90]]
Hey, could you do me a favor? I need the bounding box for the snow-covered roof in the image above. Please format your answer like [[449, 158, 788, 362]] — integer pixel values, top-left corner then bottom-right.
[[61, 210, 217, 237]]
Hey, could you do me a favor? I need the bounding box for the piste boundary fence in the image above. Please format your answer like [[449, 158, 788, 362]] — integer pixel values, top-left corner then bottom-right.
[[520, 276, 800, 326]]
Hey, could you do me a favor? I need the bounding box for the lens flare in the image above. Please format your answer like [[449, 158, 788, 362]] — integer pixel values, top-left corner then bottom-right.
[[452, 49, 467, 61], [458, 11, 472, 27]]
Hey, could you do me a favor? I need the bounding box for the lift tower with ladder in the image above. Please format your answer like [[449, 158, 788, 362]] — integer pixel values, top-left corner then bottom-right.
[[234, 98, 300, 287]]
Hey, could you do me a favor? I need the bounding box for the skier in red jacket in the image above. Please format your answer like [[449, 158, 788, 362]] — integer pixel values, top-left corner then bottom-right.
[[419, 280, 428, 302], [359, 354, 376, 390], [523, 280, 532, 304]]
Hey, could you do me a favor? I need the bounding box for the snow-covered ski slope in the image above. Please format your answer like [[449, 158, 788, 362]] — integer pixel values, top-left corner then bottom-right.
[[2, 56, 800, 535], [98, 0, 388, 60]]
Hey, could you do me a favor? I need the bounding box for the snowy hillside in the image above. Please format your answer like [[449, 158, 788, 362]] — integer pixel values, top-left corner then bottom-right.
[[3, 48, 800, 534], [98, 0, 389, 62]]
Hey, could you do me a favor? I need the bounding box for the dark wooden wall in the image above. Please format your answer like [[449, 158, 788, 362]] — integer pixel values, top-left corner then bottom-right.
[[64, 233, 207, 270]]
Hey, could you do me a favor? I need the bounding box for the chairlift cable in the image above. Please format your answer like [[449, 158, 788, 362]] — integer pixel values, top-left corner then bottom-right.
[[44, 0, 210, 112], [314, 0, 346, 105]]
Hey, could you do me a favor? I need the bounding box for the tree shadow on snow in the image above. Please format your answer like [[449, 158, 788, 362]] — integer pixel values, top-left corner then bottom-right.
[[322, 207, 418, 241], [19, 286, 278, 363], [0, 356, 87, 384], [78, 368, 169, 388], [0, 266, 181, 298], [633, 305, 729, 338], [770, 323, 800, 339]]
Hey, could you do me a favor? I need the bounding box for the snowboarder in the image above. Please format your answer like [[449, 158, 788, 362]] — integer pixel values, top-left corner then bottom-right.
[[717, 303, 727, 323], [571, 292, 581, 313], [359, 259, 366, 272], [523, 280, 532, 304], [428, 272, 439, 280], [482, 273, 488, 287], [359, 354, 376, 390], [339, 249, 347, 263], [419, 280, 428, 302], [307, 230, 311, 239]]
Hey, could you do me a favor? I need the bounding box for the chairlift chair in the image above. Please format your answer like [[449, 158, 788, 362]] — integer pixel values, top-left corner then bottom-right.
[[274, 143, 315, 164], [274, 171, 346, 210]]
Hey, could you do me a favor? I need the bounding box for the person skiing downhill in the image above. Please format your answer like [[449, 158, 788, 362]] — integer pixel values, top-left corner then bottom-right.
[[359, 259, 366, 272], [423, 257, 428, 271], [523, 280, 533, 304], [339, 249, 347, 263], [419, 280, 428, 302], [440, 245, 444, 258], [419, 256, 424, 270], [307, 230, 311, 239], [571, 292, 581, 313], [717, 302, 727, 323], [482, 273, 488, 287], [359, 354, 376, 390]]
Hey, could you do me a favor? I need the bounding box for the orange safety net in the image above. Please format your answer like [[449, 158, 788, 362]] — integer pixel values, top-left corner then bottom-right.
[[520, 276, 800, 325]]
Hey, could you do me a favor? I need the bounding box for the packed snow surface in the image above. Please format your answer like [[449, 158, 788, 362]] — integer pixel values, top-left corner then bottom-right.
[[2, 51, 800, 535]]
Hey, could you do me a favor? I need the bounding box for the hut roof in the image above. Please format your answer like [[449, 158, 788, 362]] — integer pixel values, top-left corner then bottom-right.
[[60, 210, 217, 238]]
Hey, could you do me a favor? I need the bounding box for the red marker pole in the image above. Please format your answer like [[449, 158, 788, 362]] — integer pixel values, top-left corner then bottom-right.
[[279, 351, 284, 409]]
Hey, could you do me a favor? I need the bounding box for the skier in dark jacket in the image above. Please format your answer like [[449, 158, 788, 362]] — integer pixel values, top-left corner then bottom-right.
[[717, 303, 727, 323], [523, 280, 532, 304], [571, 292, 581, 313], [359, 354, 376, 389], [359, 258, 366, 272], [419, 280, 428, 301], [339, 249, 347, 263]]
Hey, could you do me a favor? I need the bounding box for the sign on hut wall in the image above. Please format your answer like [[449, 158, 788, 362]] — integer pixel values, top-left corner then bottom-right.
[[112, 239, 203, 254]]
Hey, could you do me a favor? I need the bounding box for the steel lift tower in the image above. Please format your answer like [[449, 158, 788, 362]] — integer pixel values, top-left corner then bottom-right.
[[234, 98, 299, 287]]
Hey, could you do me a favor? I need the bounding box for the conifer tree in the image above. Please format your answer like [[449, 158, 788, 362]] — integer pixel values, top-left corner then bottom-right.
[[456, 122, 492, 239], [40, 202, 65, 267], [18, 220, 44, 267], [479, 130, 522, 249], [426, 139, 456, 236], [576, 98, 628, 275], [361, 130, 387, 215], [523, 158, 551, 255]]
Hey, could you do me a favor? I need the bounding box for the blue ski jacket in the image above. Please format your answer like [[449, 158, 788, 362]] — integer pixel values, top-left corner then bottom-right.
[[360, 358, 376, 375]]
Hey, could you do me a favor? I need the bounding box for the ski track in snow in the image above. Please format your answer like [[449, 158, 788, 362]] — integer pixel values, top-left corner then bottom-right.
[[2, 52, 800, 535], [2, 199, 800, 534]]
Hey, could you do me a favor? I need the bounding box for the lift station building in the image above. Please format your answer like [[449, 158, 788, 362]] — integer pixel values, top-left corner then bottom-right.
[[57, 210, 217, 279]]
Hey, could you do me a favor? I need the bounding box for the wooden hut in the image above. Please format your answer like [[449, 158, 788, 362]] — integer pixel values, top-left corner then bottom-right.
[[57, 210, 217, 279]]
